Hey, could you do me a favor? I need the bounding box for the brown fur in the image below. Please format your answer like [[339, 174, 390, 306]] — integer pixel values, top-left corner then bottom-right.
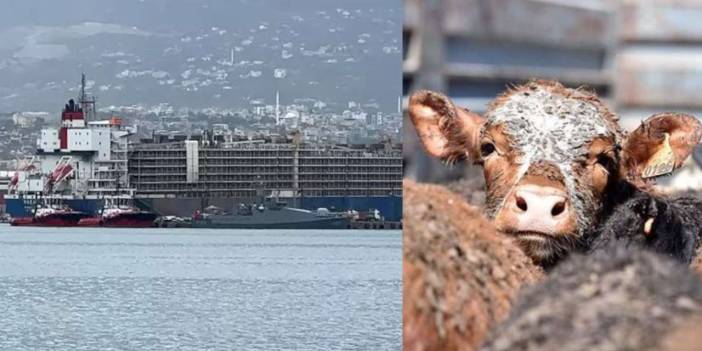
[[692, 246, 702, 278], [624, 112, 702, 186], [409, 91, 480, 164], [444, 177, 487, 208], [658, 314, 702, 351], [403, 180, 544, 351], [481, 245, 702, 351], [479, 124, 522, 219]]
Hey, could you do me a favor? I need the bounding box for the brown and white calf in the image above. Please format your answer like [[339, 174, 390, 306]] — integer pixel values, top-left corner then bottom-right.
[[409, 80, 702, 265]]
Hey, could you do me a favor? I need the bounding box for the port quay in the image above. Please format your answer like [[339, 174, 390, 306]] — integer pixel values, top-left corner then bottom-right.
[[3, 75, 402, 229]]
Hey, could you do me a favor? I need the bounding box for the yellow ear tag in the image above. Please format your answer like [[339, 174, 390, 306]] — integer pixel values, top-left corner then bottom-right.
[[641, 133, 675, 179]]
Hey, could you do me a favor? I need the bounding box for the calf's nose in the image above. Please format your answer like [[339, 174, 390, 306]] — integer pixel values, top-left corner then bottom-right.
[[505, 184, 570, 234]]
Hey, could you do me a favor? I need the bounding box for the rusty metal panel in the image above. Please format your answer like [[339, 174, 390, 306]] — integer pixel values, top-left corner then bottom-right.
[[485, 0, 612, 48], [442, 0, 489, 37], [443, 0, 613, 48], [405, 0, 487, 34], [620, 0, 702, 42], [404, 0, 422, 29], [407, 0, 612, 48], [619, 108, 702, 132], [616, 47, 702, 108]]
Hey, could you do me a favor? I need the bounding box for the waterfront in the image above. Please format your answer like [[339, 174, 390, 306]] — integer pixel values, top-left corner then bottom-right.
[[0, 227, 401, 350]]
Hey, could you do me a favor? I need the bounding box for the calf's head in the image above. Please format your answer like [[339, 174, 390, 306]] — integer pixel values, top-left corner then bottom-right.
[[409, 80, 702, 264]]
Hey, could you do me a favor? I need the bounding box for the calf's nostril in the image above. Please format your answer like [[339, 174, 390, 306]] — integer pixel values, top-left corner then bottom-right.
[[551, 201, 566, 216], [515, 196, 528, 212]]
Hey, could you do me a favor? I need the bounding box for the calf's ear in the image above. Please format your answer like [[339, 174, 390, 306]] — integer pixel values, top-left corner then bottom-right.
[[408, 90, 485, 164], [622, 113, 702, 179]]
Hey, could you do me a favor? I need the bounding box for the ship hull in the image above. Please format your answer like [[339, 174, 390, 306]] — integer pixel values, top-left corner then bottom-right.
[[6, 198, 101, 218], [191, 205, 352, 229], [7, 195, 402, 222], [77, 212, 157, 227], [103, 213, 157, 227], [136, 195, 402, 221], [10, 212, 89, 227], [191, 216, 351, 229]]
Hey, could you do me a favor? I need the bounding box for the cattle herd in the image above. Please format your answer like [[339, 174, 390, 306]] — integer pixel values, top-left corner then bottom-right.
[[404, 80, 702, 351]]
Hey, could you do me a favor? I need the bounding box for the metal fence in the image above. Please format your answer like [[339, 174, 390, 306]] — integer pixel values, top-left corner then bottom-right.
[[404, 0, 702, 190]]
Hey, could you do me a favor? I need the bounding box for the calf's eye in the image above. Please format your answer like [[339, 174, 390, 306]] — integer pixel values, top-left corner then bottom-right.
[[480, 142, 496, 157], [595, 154, 614, 173]]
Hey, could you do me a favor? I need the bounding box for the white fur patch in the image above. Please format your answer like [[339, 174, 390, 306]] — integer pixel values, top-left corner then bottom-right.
[[485, 88, 617, 235]]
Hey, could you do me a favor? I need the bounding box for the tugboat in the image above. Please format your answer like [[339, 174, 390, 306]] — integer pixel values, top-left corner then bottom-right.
[[77, 199, 157, 227], [10, 203, 89, 227]]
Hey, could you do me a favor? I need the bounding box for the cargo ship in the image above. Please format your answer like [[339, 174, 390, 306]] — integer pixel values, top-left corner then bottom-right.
[[5, 75, 403, 223], [6, 74, 140, 221], [128, 138, 403, 221]]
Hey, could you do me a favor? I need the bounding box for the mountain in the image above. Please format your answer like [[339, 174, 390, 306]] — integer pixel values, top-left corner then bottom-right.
[[0, 0, 402, 113]]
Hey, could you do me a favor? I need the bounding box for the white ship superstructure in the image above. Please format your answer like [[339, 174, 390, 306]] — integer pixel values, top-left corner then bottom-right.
[[7, 74, 136, 216]]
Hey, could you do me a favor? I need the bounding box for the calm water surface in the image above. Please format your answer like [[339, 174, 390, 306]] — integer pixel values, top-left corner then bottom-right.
[[0, 226, 401, 350]]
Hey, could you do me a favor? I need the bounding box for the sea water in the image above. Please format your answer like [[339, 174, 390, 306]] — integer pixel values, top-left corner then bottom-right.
[[0, 226, 401, 350]]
